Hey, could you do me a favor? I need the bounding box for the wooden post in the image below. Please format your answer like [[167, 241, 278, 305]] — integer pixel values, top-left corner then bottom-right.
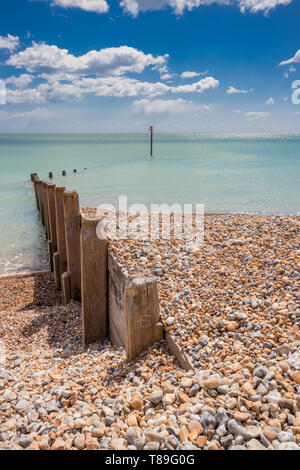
[[48, 241, 54, 272], [46, 183, 57, 273], [47, 183, 57, 253], [81, 217, 108, 345], [64, 191, 81, 300], [125, 275, 163, 361], [53, 252, 61, 290], [55, 186, 67, 279], [42, 182, 50, 240], [36, 181, 44, 224], [31, 174, 39, 210], [61, 272, 71, 306]]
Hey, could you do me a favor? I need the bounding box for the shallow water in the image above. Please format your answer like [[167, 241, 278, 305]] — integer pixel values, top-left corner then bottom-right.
[[0, 133, 299, 274]]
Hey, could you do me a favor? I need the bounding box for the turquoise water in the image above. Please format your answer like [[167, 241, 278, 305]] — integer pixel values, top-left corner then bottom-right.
[[0, 133, 299, 274]]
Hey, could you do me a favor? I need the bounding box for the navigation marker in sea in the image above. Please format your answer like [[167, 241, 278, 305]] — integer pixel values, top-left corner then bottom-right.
[[149, 125, 154, 156]]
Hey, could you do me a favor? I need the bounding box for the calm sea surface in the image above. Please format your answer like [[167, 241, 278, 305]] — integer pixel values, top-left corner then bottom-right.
[[0, 133, 299, 275]]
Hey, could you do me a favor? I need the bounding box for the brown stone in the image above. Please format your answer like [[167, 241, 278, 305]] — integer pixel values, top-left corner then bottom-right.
[[51, 438, 66, 450], [292, 371, 300, 385], [203, 377, 222, 389], [198, 436, 207, 448], [130, 394, 143, 410]]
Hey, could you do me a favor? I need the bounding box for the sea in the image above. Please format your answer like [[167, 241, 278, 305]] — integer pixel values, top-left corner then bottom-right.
[[0, 133, 299, 275]]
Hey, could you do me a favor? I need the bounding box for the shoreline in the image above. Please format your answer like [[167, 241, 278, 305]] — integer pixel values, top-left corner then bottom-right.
[[1, 212, 299, 278]]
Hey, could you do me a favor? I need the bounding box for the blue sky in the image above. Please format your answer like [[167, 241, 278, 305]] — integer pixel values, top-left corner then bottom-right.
[[0, 0, 300, 133]]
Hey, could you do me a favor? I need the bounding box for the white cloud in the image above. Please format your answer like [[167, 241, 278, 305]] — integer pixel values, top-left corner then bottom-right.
[[0, 34, 20, 52], [266, 96, 275, 104], [289, 66, 296, 72], [227, 85, 249, 94], [238, 0, 292, 14], [5, 74, 34, 88], [132, 98, 193, 115], [4, 40, 219, 104], [49, 0, 109, 13], [120, 0, 292, 16], [245, 111, 270, 120], [8, 107, 54, 120], [181, 71, 202, 79], [160, 73, 173, 80], [5, 73, 219, 104], [7, 42, 168, 76], [279, 49, 300, 66], [73, 76, 170, 97], [172, 76, 219, 93], [6, 84, 49, 104]]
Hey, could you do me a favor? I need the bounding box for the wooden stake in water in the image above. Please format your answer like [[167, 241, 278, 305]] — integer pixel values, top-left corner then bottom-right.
[[149, 125, 153, 156]]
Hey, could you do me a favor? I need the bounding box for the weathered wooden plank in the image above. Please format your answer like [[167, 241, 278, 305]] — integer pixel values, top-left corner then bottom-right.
[[63, 191, 81, 300], [42, 182, 50, 239], [47, 183, 57, 253], [61, 272, 71, 306], [108, 252, 127, 347], [54, 186, 67, 280], [47, 240, 54, 271], [31, 174, 39, 210], [165, 332, 194, 371], [81, 217, 108, 345], [125, 275, 163, 361], [36, 180, 44, 224], [53, 252, 61, 290]]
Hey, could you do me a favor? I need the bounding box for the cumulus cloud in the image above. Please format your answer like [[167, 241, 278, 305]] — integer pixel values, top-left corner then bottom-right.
[[4, 40, 219, 104], [238, 0, 292, 14], [72, 76, 170, 97], [7, 43, 168, 76], [0, 34, 20, 52], [245, 111, 270, 120], [5, 73, 219, 103], [279, 49, 300, 66], [160, 73, 173, 80], [5, 74, 34, 88], [172, 76, 219, 93], [266, 96, 275, 104], [119, 0, 292, 16], [132, 98, 193, 115], [181, 71, 202, 79], [49, 0, 109, 13], [227, 85, 249, 94]]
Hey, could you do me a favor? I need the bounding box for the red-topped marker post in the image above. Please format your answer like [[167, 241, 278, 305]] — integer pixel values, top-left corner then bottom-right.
[[149, 125, 153, 156]]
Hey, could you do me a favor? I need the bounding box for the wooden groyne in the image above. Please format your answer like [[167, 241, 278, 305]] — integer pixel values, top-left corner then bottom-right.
[[30, 173, 164, 362]]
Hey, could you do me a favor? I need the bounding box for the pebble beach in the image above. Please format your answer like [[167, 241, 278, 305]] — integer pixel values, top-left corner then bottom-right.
[[0, 213, 300, 451]]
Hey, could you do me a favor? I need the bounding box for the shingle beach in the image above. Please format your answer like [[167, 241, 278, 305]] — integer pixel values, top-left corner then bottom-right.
[[0, 214, 299, 450]]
